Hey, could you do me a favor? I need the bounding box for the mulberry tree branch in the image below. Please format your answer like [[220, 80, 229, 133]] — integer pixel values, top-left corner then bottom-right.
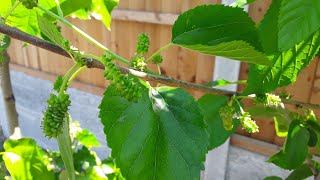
[[1, 23, 320, 109]]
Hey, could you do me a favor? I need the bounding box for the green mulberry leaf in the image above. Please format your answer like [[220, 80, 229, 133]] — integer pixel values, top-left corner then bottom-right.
[[244, 0, 320, 94], [244, 31, 320, 94], [2, 138, 55, 180], [76, 129, 101, 148], [267, 121, 310, 170], [279, 0, 320, 50], [171, 5, 271, 65], [90, 0, 119, 30], [37, 15, 65, 48], [99, 85, 208, 180], [258, 0, 281, 55], [0, 0, 39, 35], [286, 164, 313, 180]]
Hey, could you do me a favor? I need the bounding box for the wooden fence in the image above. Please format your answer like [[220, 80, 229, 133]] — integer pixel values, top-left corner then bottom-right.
[[7, 0, 320, 151]]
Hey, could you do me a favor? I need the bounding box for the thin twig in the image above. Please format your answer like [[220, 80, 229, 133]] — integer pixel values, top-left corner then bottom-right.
[[1, 23, 320, 109]]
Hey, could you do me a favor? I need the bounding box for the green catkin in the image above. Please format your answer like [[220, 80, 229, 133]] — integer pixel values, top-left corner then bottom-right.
[[42, 93, 71, 138]]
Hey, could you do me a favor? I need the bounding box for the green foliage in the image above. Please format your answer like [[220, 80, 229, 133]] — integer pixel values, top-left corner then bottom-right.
[[37, 14, 65, 48], [274, 115, 289, 137], [258, 0, 281, 55], [0, 49, 4, 65], [2, 138, 55, 180], [0, 33, 11, 49], [307, 128, 317, 147], [244, 31, 320, 94], [42, 93, 71, 138], [206, 79, 246, 87], [1, 125, 120, 179], [74, 146, 97, 173], [19, 0, 38, 9], [268, 121, 310, 170], [246, 104, 290, 137], [90, 0, 117, 30], [279, 0, 320, 50], [76, 129, 101, 148], [0, 0, 117, 35], [0, 0, 39, 35], [231, 0, 257, 7], [99, 85, 208, 180], [264, 176, 282, 180], [198, 94, 240, 150], [244, 0, 320, 94], [286, 164, 313, 180], [53, 0, 92, 18], [247, 105, 282, 119], [80, 166, 108, 179], [136, 33, 150, 55], [172, 5, 271, 65]]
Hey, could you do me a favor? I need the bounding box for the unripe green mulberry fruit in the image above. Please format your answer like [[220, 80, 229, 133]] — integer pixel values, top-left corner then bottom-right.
[[152, 54, 164, 64], [42, 93, 71, 138], [219, 105, 235, 131], [103, 60, 142, 102], [130, 55, 147, 71], [136, 33, 150, 55]]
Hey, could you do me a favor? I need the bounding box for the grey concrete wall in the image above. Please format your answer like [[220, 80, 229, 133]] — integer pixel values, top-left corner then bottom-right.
[[0, 70, 306, 179], [226, 146, 292, 180]]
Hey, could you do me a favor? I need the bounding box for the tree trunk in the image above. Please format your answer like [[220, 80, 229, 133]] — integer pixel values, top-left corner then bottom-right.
[[0, 51, 20, 138]]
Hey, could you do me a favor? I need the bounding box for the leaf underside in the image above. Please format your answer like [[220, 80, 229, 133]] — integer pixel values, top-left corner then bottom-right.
[[244, 0, 320, 94], [279, 0, 320, 50]]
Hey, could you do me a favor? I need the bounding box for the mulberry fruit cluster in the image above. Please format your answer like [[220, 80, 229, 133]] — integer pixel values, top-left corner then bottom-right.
[[254, 93, 281, 107], [219, 105, 235, 131], [136, 33, 150, 55], [152, 54, 164, 64], [104, 61, 141, 102], [238, 112, 259, 133], [130, 55, 147, 71], [19, 0, 38, 9], [42, 93, 71, 138]]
